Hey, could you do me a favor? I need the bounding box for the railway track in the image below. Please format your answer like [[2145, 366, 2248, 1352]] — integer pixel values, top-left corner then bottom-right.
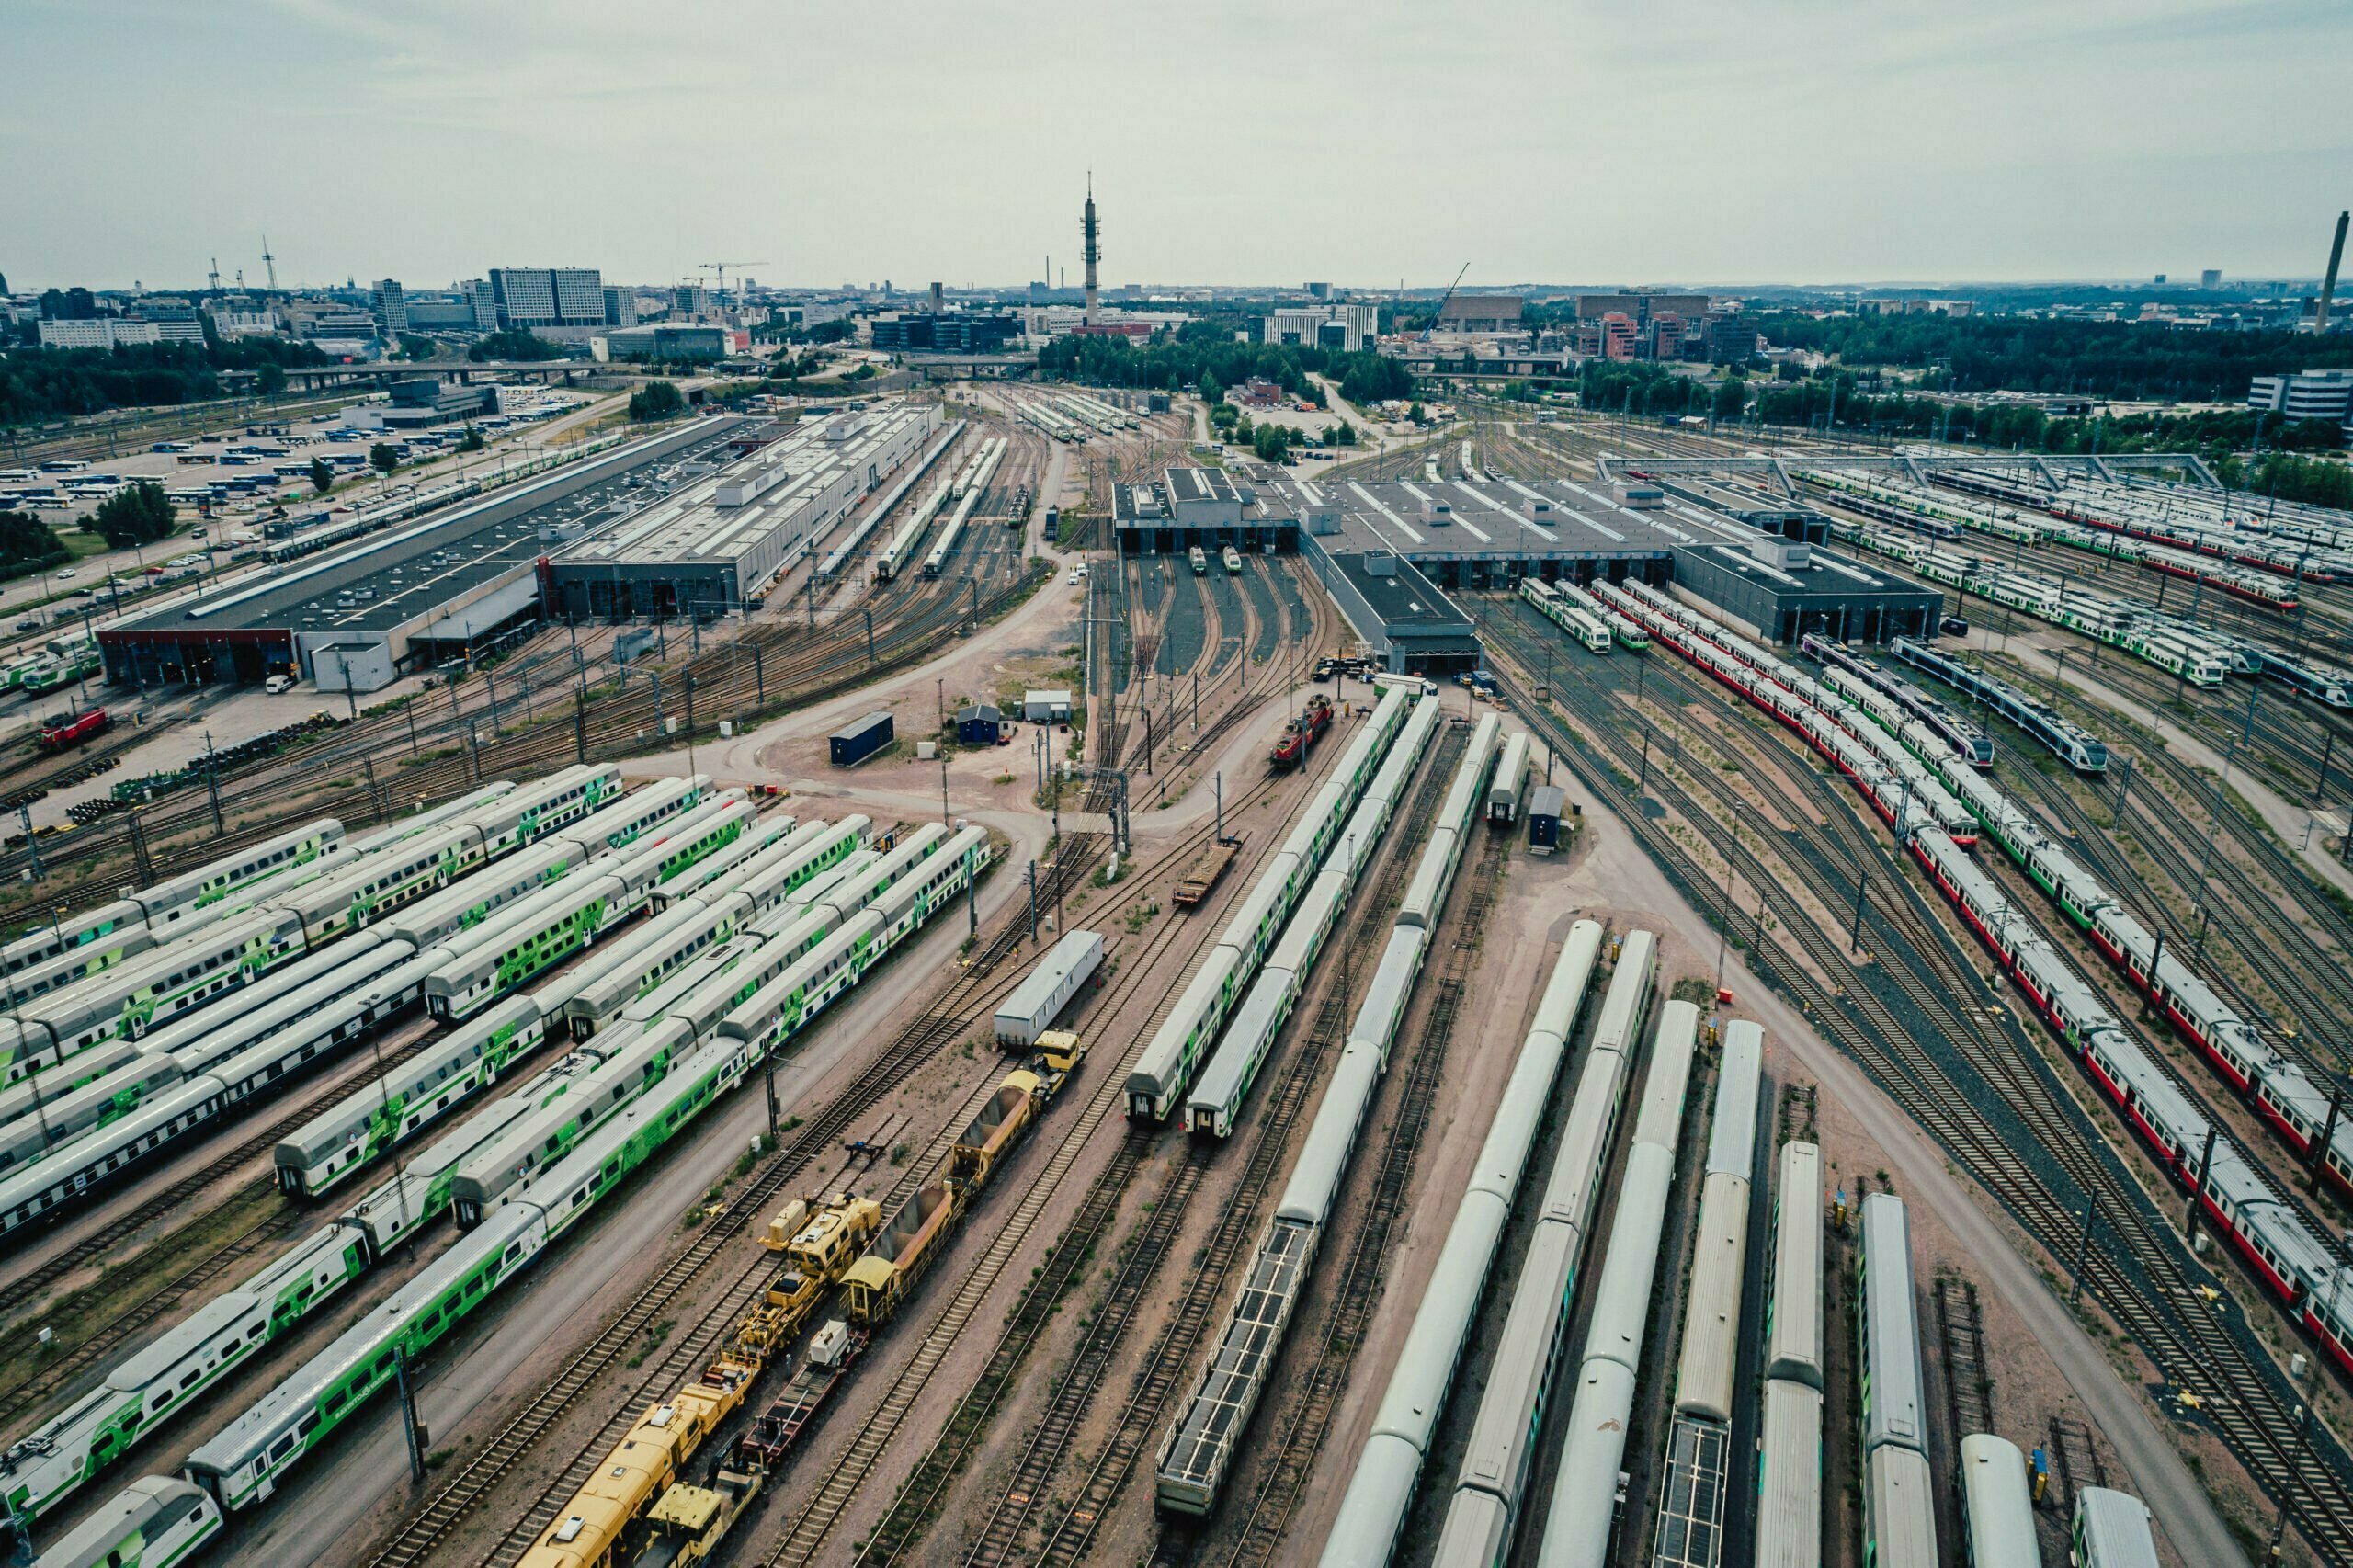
[[379, 682, 1291, 1568], [1970, 647, 2353, 1048], [1207, 832, 1506, 1568], [861, 723, 1472, 1568], [754, 763, 1304, 1568], [1479, 605, 2353, 1562], [0, 426, 1052, 927]]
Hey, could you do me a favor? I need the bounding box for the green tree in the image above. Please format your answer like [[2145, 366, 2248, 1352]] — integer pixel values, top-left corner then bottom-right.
[[468, 328, 565, 363], [458, 424, 485, 452], [369, 443, 400, 478], [1712, 377, 1749, 421], [308, 457, 334, 494], [628, 380, 687, 421], [91, 480, 176, 548], [0, 337, 330, 427], [397, 333, 438, 361], [0, 509, 69, 581], [1252, 423, 1291, 462], [256, 362, 288, 396]]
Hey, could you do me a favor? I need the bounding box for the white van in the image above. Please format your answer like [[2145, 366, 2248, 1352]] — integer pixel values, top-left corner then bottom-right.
[[265, 674, 296, 695], [1370, 671, 1439, 699]]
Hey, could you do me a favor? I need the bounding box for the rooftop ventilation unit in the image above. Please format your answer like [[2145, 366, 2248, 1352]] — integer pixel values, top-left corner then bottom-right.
[[1748, 535, 1812, 571]]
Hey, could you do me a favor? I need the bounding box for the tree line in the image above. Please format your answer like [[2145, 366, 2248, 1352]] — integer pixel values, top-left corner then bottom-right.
[[1753, 311, 2353, 402], [0, 335, 327, 426], [1038, 329, 1415, 408]]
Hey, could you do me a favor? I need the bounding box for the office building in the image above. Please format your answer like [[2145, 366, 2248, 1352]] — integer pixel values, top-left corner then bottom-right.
[[1576, 290, 1712, 323], [370, 279, 407, 336], [489, 267, 605, 329], [2201, 268, 2223, 289], [605, 287, 642, 328], [465, 279, 498, 330], [1436, 294, 1522, 334], [600, 324, 741, 361], [1262, 303, 1378, 352], [38, 318, 203, 349], [869, 313, 1022, 354], [206, 309, 281, 338], [2247, 369, 2353, 430], [1705, 312, 1759, 364], [402, 296, 478, 332]]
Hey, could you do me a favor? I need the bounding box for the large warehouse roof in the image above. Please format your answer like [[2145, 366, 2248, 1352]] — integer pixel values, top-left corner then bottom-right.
[[560, 403, 938, 574], [110, 419, 745, 639]]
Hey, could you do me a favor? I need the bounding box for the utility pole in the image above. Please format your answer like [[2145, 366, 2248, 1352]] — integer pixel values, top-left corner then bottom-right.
[[1026, 859, 1038, 945], [394, 1346, 428, 1483], [202, 730, 224, 834], [2309, 1080, 2346, 1192], [2187, 1128, 2217, 1244], [2267, 1402, 2318, 1563]]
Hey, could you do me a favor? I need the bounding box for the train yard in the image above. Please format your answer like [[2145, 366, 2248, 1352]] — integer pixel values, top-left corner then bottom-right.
[[6, 385, 2353, 1568]]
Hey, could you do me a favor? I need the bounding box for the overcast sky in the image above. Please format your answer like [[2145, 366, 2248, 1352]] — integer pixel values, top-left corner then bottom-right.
[[6, 0, 2347, 294]]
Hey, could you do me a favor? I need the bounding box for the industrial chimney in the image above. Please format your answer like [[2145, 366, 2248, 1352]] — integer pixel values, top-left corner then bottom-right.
[[2318, 210, 2348, 335], [1082, 175, 1100, 327]]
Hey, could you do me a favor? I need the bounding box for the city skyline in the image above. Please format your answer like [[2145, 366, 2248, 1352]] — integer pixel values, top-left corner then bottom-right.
[[4, 0, 2348, 291]]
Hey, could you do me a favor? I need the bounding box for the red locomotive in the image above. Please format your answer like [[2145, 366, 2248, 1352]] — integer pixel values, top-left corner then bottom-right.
[[38, 708, 109, 753], [1269, 695, 1334, 771]]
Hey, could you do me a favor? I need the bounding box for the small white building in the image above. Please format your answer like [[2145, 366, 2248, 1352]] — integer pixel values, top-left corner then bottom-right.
[[1024, 688, 1074, 722]]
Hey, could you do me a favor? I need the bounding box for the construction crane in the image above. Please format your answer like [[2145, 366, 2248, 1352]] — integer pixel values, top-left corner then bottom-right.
[[1421, 262, 1472, 342], [207, 257, 221, 294], [261, 235, 277, 291], [700, 261, 768, 315]]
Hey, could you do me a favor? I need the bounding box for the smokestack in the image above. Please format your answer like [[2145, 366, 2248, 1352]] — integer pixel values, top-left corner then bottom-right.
[[2319, 210, 2348, 335], [1082, 174, 1100, 327]]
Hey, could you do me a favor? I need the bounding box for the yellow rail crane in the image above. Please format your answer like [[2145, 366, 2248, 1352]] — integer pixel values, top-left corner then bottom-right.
[[511, 1191, 880, 1568]]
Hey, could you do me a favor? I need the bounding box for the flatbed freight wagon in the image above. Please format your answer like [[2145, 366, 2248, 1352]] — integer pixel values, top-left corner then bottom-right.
[[1172, 841, 1239, 907]]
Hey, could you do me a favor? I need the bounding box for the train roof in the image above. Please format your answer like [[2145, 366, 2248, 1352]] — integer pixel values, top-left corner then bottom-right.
[[189, 1201, 542, 1473], [29, 1476, 211, 1568], [1706, 1023, 1764, 1179]]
